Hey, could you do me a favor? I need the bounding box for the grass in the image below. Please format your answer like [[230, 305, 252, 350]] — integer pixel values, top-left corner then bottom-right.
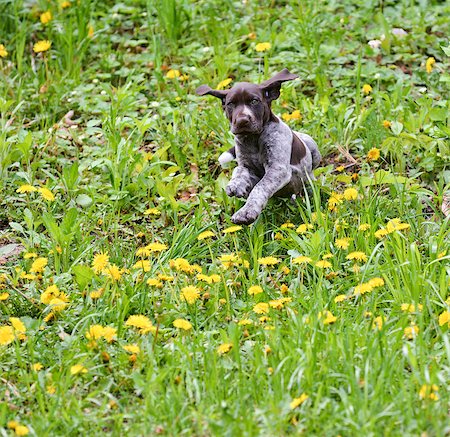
[[0, 0, 449, 435]]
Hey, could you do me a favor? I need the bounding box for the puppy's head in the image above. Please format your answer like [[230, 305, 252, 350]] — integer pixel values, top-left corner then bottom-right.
[[196, 69, 298, 135]]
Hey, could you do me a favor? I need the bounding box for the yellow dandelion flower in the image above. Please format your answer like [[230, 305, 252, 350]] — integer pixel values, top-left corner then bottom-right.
[[37, 186, 54, 201], [372, 316, 384, 330], [438, 310, 450, 327], [209, 274, 221, 283], [404, 325, 419, 339], [343, 188, 358, 201], [334, 294, 347, 303], [197, 230, 215, 240], [217, 343, 233, 354], [32, 363, 43, 371], [248, 285, 263, 296], [425, 57, 435, 74], [281, 222, 295, 229], [0, 43, 8, 58], [125, 315, 155, 334], [368, 277, 384, 288], [144, 207, 161, 215], [0, 292, 9, 300], [328, 192, 344, 211], [419, 384, 439, 400], [253, 302, 269, 314], [10, 317, 26, 334], [296, 223, 313, 234], [123, 344, 140, 354], [102, 326, 117, 342], [367, 147, 380, 161], [335, 237, 351, 250], [157, 274, 174, 282], [292, 256, 312, 265], [89, 288, 103, 299], [104, 264, 122, 281], [258, 256, 281, 266], [223, 225, 242, 234], [358, 223, 371, 231], [400, 303, 423, 313], [23, 252, 38, 259], [132, 260, 151, 272], [8, 421, 19, 430], [136, 247, 151, 257], [255, 42, 271, 52], [238, 319, 253, 326], [362, 84, 372, 94], [0, 326, 15, 345], [92, 252, 109, 274], [147, 242, 168, 252], [382, 120, 391, 128], [33, 40, 52, 53], [315, 260, 332, 269], [346, 251, 368, 262], [40, 11, 52, 24], [290, 393, 308, 409], [166, 69, 181, 79], [180, 286, 200, 304], [354, 283, 373, 295], [146, 278, 163, 288], [30, 257, 48, 273], [16, 184, 36, 193], [289, 110, 301, 120], [70, 364, 88, 375], [216, 78, 232, 90], [170, 258, 192, 273], [60, 1, 71, 8], [173, 319, 192, 331], [85, 324, 105, 340], [319, 310, 337, 325], [14, 425, 29, 436], [49, 297, 68, 312], [374, 228, 389, 239]]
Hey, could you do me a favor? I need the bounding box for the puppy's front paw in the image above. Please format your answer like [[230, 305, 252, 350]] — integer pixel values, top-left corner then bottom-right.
[[226, 181, 250, 199], [231, 206, 261, 225]]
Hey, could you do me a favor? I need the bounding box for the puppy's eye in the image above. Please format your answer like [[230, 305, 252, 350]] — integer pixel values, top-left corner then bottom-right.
[[250, 98, 260, 105], [226, 102, 235, 109]]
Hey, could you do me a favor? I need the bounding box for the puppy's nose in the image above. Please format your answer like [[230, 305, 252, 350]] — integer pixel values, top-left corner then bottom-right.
[[235, 114, 252, 127]]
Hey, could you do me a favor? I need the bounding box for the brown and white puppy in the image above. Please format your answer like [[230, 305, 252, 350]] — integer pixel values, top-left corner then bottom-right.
[[196, 69, 321, 225]]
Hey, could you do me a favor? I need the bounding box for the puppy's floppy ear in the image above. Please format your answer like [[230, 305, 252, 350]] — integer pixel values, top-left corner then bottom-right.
[[196, 85, 229, 102], [260, 68, 298, 102]]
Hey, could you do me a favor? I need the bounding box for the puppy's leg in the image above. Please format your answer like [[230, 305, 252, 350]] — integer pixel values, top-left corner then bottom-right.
[[232, 165, 292, 224], [226, 166, 260, 199]]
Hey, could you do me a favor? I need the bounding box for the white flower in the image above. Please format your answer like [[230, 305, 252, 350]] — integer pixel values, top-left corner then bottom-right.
[[368, 39, 382, 49], [392, 28, 407, 36]]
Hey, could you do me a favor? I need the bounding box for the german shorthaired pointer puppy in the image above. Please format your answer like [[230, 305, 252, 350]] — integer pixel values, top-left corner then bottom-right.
[[196, 68, 321, 225]]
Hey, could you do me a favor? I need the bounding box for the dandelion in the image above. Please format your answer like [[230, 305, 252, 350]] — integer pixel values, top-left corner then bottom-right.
[[123, 344, 140, 354], [372, 316, 383, 330], [315, 260, 332, 269], [238, 319, 253, 326], [144, 207, 161, 216], [0, 43, 8, 58], [404, 325, 419, 339], [223, 225, 242, 234], [33, 40, 52, 53], [147, 242, 168, 252], [426, 57, 435, 74], [281, 222, 295, 229], [419, 384, 439, 401], [41, 284, 61, 304], [367, 147, 380, 161], [335, 237, 351, 249], [343, 188, 358, 200], [70, 364, 88, 375], [438, 310, 450, 327], [60, 1, 71, 8], [296, 223, 313, 234], [248, 285, 263, 296], [0, 292, 9, 300], [85, 324, 105, 340], [146, 278, 163, 288], [40, 11, 52, 24], [30, 257, 48, 273], [334, 294, 347, 303], [49, 297, 68, 312], [180, 286, 200, 304], [173, 319, 192, 331], [132, 260, 151, 272], [400, 303, 423, 313], [319, 310, 337, 325], [217, 343, 233, 354], [166, 69, 181, 79], [125, 315, 155, 334], [292, 256, 312, 265], [328, 192, 344, 212], [104, 264, 122, 281], [346, 251, 367, 262], [16, 184, 36, 193], [382, 120, 391, 128], [290, 393, 308, 409], [32, 363, 43, 371], [89, 288, 103, 299], [368, 277, 384, 288], [14, 425, 29, 436], [354, 283, 373, 295], [10, 317, 26, 334], [216, 78, 232, 90], [255, 42, 271, 52], [170, 258, 193, 273], [197, 230, 215, 240], [253, 302, 269, 314], [92, 252, 109, 274], [258, 256, 281, 266], [362, 84, 372, 94], [358, 223, 371, 231], [0, 326, 15, 345], [158, 273, 174, 282]]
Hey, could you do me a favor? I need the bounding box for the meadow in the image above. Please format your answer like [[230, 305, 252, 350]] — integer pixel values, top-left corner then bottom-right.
[[0, 0, 449, 435]]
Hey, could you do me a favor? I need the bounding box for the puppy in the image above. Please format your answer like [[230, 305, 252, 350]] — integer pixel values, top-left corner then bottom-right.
[[196, 68, 321, 225]]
